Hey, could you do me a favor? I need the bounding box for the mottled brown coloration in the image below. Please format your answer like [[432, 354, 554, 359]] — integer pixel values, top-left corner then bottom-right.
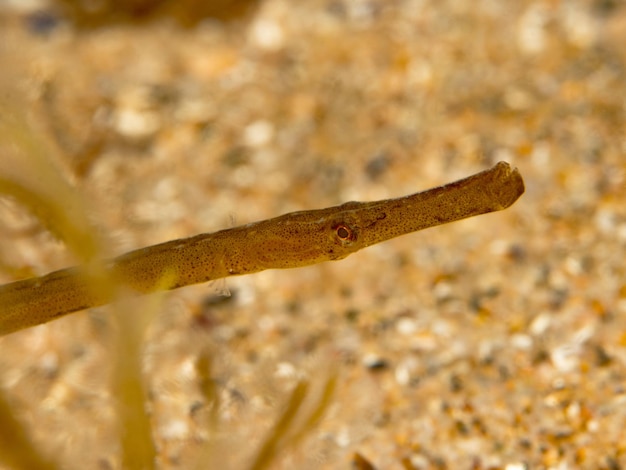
[[0, 162, 524, 335]]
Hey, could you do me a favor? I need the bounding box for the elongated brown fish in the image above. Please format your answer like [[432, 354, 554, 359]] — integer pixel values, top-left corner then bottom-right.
[[0, 161, 524, 335]]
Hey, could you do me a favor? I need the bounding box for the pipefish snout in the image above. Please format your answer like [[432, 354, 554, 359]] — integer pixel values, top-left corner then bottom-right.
[[0, 161, 524, 335]]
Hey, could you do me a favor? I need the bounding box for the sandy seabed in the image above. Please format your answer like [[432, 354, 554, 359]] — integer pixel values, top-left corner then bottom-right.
[[0, 0, 625, 469]]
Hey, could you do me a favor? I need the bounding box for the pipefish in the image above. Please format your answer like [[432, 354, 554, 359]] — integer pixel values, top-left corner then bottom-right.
[[0, 161, 524, 335]]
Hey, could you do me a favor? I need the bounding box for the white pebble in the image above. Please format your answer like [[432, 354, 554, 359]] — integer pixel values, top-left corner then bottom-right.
[[249, 18, 284, 51], [243, 120, 275, 147]]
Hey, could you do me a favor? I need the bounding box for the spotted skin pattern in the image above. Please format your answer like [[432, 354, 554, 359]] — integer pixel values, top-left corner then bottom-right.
[[0, 162, 524, 335]]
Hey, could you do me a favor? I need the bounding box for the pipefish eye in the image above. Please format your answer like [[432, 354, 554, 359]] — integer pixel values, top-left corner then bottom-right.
[[337, 225, 350, 239], [334, 223, 356, 242]]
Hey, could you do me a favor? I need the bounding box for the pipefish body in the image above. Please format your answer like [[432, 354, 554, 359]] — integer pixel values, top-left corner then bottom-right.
[[0, 161, 524, 335]]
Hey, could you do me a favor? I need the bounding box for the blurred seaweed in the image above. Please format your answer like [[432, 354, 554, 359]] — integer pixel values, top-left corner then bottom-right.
[[0, 39, 336, 470], [50, 0, 261, 28]]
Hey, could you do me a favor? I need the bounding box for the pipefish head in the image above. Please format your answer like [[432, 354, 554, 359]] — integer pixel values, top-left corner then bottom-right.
[[242, 201, 374, 270]]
